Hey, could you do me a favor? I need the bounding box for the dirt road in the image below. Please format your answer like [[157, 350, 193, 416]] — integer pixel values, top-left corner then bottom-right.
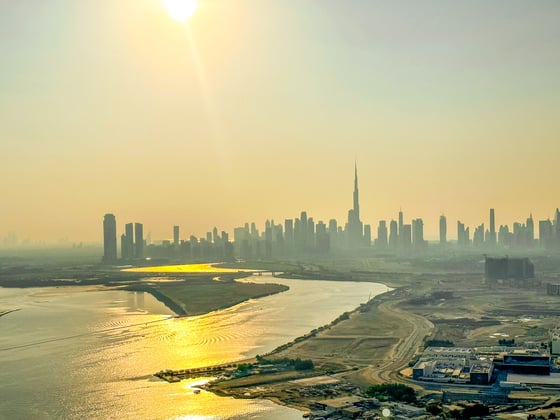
[[350, 299, 433, 385]]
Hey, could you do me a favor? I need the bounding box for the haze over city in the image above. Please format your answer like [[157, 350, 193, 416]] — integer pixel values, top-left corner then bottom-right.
[[4, 2, 560, 419], [1, 0, 560, 243]]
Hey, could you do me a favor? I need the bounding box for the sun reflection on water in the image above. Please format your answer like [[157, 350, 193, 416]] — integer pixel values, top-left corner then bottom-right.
[[123, 263, 255, 274]]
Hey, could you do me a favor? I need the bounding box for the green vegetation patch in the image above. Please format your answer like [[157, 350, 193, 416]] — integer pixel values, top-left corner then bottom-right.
[[365, 383, 416, 403], [256, 355, 314, 371], [130, 279, 288, 316], [425, 339, 455, 347]]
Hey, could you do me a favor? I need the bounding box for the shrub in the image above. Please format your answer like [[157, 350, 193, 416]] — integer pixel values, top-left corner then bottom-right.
[[365, 383, 416, 403]]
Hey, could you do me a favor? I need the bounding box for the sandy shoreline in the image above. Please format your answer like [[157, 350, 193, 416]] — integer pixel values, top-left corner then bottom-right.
[[202, 282, 406, 411]]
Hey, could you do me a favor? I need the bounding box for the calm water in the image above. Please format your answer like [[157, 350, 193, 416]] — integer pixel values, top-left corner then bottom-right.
[[0, 275, 389, 419]]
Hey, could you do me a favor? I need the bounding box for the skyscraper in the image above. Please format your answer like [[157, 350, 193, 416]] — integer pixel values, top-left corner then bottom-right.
[[122, 222, 134, 260], [347, 163, 363, 248], [103, 213, 117, 263], [540, 219, 553, 248], [284, 219, 294, 255], [398, 209, 404, 238], [474, 223, 485, 247], [300, 211, 308, 251], [439, 214, 447, 245], [173, 225, 180, 247], [412, 218, 425, 248], [488, 208, 497, 245], [134, 223, 144, 259], [457, 221, 469, 247], [364, 224, 371, 247], [401, 224, 412, 249], [389, 220, 398, 248], [353, 162, 360, 222], [315, 221, 329, 253], [376, 220, 388, 248], [328, 219, 338, 249], [555, 209, 560, 247], [526, 215, 534, 245]]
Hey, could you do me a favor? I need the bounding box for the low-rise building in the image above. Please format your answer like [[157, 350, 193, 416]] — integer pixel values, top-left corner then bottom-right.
[[469, 361, 494, 385], [423, 347, 474, 359], [500, 349, 550, 374]]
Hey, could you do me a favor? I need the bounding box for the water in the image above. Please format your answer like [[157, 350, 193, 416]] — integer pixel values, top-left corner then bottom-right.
[[0, 275, 389, 419]]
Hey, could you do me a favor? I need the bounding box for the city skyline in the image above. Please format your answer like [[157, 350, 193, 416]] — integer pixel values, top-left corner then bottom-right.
[[100, 166, 560, 260], [4, 170, 560, 246], [1, 1, 560, 243], [101, 201, 560, 263]]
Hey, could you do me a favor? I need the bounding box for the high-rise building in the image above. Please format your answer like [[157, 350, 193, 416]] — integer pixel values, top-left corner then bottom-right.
[[125, 223, 134, 259], [412, 218, 425, 248], [328, 219, 338, 249], [364, 224, 371, 247], [284, 219, 294, 255], [526, 215, 534, 245], [264, 225, 273, 258], [353, 163, 360, 222], [498, 225, 511, 247], [103, 214, 117, 263], [487, 208, 497, 245], [389, 220, 398, 248], [173, 225, 180, 247], [539, 219, 553, 248], [120, 234, 127, 260], [401, 224, 412, 249], [307, 217, 315, 250], [376, 220, 388, 248], [347, 163, 363, 248], [121, 222, 134, 260], [316, 221, 329, 253], [439, 215, 447, 245], [398, 209, 404, 238], [300, 211, 308, 250], [212, 227, 219, 244], [473, 223, 485, 247], [134, 223, 144, 259], [555, 209, 560, 247], [457, 221, 469, 247]]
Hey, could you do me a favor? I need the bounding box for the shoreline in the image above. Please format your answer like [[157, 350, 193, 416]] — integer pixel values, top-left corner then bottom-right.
[[153, 277, 400, 414], [201, 283, 400, 410], [0, 267, 290, 319]]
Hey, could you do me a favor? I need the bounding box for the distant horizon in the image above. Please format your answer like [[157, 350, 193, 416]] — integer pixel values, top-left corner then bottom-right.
[[1, 201, 558, 247]]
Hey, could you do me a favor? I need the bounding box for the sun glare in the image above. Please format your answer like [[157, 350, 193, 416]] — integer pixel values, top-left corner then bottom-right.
[[164, 0, 198, 22]]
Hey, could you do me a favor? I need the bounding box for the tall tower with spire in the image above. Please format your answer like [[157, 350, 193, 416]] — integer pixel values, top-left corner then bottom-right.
[[347, 162, 364, 248], [353, 162, 360, 221]]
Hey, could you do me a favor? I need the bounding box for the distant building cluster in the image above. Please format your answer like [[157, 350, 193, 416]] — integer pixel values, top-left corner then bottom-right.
[[457, 208, 560, 250], [101, 165, 560, 263]]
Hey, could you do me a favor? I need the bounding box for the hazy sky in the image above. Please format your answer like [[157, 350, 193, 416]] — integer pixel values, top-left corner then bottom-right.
[[1, 0, 559, 243]]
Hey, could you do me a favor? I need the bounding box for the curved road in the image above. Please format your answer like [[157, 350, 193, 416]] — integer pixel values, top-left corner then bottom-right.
[[356, 299, 434, 385]]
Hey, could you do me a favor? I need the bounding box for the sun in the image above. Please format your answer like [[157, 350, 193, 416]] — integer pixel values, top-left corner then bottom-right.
[[164, 0, 198, 22]]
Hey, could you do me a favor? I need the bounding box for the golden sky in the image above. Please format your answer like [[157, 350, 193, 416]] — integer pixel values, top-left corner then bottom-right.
[[1, 0, 559, 243]]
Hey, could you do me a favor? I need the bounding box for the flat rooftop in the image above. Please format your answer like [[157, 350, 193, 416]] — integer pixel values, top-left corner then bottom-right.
[[507, 373, 560, 386], [425, 347, 472, 354], [470, 362, 493, 373]]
